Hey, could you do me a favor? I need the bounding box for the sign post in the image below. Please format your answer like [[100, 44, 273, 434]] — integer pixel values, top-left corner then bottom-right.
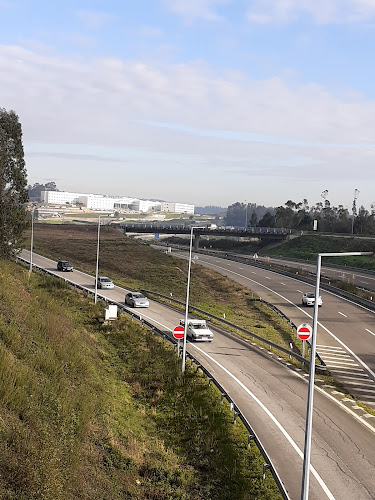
[[173, 325, 184, 356], [297, 323, 312, 360]]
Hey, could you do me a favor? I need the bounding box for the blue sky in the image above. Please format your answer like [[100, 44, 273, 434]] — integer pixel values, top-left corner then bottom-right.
[[1, 0, 374, 209]]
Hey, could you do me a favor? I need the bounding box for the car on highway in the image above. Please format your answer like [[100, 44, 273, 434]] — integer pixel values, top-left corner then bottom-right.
[[97, 276, 115, 289], [179, 319, 214, 342], [125, 292, 149, 308], [57, 260, 74, 272], [302, 292, 322, 307]]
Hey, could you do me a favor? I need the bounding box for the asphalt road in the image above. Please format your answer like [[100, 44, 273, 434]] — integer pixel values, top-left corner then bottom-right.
[[21, 250, 375, 500], [170, 249, 375, 408]]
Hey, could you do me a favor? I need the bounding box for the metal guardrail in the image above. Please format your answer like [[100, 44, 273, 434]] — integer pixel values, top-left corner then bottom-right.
[[141, 289, 326, 372], [16, 256, 290, 499], [177, 247, 375, 312]]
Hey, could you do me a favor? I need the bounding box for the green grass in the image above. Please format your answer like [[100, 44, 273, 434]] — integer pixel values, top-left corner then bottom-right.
[[265, 235, 375, 271], [27, 224, 297, 353], [0, 259, 281, 499]]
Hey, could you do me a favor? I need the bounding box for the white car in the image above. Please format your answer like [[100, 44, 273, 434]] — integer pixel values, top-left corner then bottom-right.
[[125, 292, 149, 308], [97, 276, 114, 289], [179, 319, 214, 342], [302, 292, 322, 307]]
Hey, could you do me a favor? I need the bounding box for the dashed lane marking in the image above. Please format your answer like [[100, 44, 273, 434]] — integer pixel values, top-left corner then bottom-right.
[[338, 311, 347, 317]]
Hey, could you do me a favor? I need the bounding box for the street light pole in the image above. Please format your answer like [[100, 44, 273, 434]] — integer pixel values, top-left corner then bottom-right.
[[94, 215, 101, 304], [182, 226, 204, 374], [29, 207, 35, 274], [351, 189, 360, 235], [245, 201, 248, 230], [301, 250, 373, 500]]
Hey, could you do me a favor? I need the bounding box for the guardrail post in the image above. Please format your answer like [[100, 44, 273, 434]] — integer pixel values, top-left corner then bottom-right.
[[263, 463, 270, 480], [248, 434, 254, 448]]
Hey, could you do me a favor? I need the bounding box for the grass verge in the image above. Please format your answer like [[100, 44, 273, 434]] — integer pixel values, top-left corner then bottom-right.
[[0, 259, 281, 499]]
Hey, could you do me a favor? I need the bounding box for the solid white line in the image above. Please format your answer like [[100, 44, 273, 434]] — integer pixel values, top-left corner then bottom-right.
[[330, 371, 368, 377], [316, 345, 345, 350], [320, 354, 351, 359], [325, 361, 359, 367], [339, 380, 375, 387], [198, 259, 375, 380], [365, 328, 375, 337], [338, 312, 347, 318], [349, 387, 375, 394], [191, 343, 336, 500]]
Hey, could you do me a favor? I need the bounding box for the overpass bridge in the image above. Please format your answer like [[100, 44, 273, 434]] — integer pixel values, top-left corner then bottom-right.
[[116, 224, 293, 250]]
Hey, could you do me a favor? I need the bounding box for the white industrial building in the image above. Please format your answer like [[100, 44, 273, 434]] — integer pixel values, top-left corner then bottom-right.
[[129, 199, 161, 213], [40, 190, 194, 214], [160, 202, 194, 214]]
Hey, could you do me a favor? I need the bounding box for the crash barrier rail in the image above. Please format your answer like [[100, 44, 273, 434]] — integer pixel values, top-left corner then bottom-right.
[[167, 246, 375, 312], [17, 256, 290, 499], [141, 289, 326, 372], [261, 254, 375, 279]]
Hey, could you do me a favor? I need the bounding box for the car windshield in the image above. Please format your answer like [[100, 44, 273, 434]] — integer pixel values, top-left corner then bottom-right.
[[101, 278, 111, 282], [306, 293, 315, 298], [133, 293, 145, 299]]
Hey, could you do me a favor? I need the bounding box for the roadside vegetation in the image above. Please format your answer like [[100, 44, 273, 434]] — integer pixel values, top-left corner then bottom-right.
[[28, 224, 297, 352], [0, 259, 282, 499], [264, 235, 375, 271]]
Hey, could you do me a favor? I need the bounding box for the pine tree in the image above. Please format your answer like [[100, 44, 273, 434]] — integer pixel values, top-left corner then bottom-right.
[[0, 108, 29, 257]]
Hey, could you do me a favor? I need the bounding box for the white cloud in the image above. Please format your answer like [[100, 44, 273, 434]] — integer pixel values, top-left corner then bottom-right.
[[1, 44, 374, 206], [246, 0, 375, 24], [161, 0, 230, 23]]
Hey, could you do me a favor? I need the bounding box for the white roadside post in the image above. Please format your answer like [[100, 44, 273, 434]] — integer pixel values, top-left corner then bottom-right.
[[301, 250, 373, 500], [94, 215, 101, 304], [29, 207, 35, 274], [182, 226, 204, 374]]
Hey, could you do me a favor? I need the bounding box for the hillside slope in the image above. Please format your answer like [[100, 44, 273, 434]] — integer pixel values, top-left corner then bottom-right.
[[0, 260, 281, 499]]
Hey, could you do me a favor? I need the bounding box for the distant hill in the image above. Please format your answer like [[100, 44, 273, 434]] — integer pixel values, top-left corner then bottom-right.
[[195, 205, 226, 215]]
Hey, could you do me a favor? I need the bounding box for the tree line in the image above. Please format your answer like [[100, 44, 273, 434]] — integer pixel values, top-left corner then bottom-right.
[[225, 199, 375, 235]]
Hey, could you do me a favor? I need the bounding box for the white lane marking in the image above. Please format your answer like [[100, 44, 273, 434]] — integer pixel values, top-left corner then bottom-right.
[[280, 282, 286, 286], [365, 328, 375, 337], [239, 267, 243, 269], [316, 345, 344, 350], [251, 271, 256, 274], [349, 387, 375, 394], [326, 360, 359, 366], [338, 380, 375, 387], [266, 276, 270, 280], [297, 289, 303, 293], [361, 281, 369, 284], [198, 259, 375, 380], [322, 355, 353, 362], [328, 370, 368, 377], [338, 311, 347, 317], [191, 343, 336, 500]]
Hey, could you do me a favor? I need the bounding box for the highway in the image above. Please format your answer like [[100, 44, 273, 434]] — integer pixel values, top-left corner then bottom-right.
[[257, 255, 375, 293], [21, 250, 375, 500], [169, 249, 375, 407]]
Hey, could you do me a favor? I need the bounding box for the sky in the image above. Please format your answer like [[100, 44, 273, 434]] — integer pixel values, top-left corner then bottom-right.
[[1, 0, 374, 210]]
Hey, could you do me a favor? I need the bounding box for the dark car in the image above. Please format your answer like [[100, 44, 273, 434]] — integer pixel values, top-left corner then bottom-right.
[[57, 260, 74, 272]]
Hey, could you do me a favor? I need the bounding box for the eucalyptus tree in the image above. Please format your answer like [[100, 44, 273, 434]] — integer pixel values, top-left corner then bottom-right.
[[0, 108, 28, 257]]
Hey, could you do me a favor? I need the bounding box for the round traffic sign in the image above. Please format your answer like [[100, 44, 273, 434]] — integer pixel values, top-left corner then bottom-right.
[[297, 323, 312, 341], [173, 325, 184, 339]]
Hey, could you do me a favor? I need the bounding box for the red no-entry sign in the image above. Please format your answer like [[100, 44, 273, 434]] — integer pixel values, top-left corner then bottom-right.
[[173, 325, 184, 339], [297, 323, 312, 341]]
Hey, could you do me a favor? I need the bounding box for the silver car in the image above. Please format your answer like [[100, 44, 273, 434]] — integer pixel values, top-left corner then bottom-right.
[[125, 292, 149, 308], [97, 276, 114, 289]]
